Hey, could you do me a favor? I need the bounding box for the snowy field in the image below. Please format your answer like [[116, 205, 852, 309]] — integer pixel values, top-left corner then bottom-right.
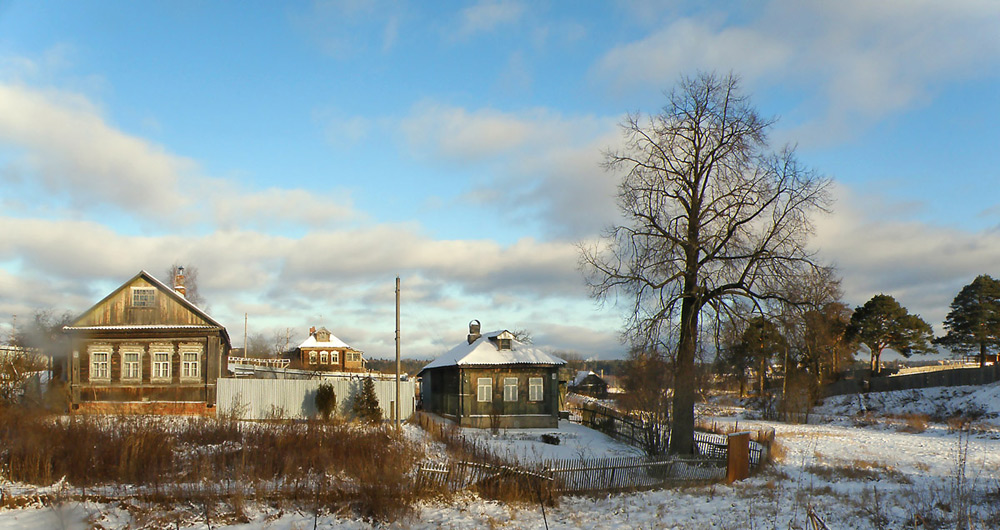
[[6, 383, 1000, 528]]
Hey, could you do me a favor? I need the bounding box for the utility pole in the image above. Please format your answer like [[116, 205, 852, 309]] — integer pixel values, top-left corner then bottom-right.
[[244, 313, 248, 357], [395, 276, 401, 432]]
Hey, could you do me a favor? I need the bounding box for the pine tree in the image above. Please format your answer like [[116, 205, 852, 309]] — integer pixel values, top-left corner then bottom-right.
[[847, 294, 933, 374], [352, 378, 382, 423], [937, 275, 1000, 367]]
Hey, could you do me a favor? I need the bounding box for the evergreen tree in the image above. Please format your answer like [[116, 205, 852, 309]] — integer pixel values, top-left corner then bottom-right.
[[937, 275, 1000, 367], [741, 318, 786, 396], [352, 378, 382, 423], [847, 294, 933, 374], [315, 382, 337, 421]]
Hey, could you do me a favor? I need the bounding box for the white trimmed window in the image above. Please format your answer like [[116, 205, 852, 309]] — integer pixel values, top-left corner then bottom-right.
[[503, 377, 518, 402], [477, 377, 493, 402], [320, 351, 329, 364], [131, 287, 156, 307], [151, 344, 173, 381], [309, 351, 317, 364], [332, 351, 340, 363], [529, 377, 543, 402], [180, 343, 202, 379], [121, 347, 142, 381], [88, 345, 110, 381]]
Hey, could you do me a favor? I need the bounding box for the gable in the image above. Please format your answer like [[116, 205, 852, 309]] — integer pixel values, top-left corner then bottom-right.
[[69, 271, 219, 328]]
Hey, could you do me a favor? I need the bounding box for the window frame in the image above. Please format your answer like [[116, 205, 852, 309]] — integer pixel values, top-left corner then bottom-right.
[[503, 377, 518, 402], [180, 343, 202, 380], [151, 344, 173, 381], [498, 338, 512, 351], [477, 377, 493, 402], [88, 345, 111, 382], [131, 287, 156, 307], [320, 350, 329, 364], [529, 377, 544, 402], [333, 351, 341, 364], [120, 346, 142, 381], [309, 351, 318, 364]]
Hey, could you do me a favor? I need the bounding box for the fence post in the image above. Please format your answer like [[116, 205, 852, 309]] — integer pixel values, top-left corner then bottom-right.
[[726, 432, 751, 483]]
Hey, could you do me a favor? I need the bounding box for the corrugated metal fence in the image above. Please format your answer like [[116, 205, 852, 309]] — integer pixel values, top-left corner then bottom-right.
[[217, 377, 415, 421]]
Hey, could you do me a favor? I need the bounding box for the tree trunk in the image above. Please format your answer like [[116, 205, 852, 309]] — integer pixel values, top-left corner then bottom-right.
[[669, 284, 698, 455], [758, 356, 766, 396], [980, 341, 987, 368]]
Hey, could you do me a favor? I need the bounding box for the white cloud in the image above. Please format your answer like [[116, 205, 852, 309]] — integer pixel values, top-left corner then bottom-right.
[[397, 102, 622, 238], [813, 183, 1000, 331], [592, 0, 1000, 141], [593, 18, 792, 94], [0, 81, 360, 230], [0, 83, 195, 218], [456, 0, 525, 37]]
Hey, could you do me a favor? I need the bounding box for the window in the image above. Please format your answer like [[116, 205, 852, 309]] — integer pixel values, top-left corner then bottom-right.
[[151, 346, 172, 380], [332, 351, 340, 363], [320, 351, 329, 364], [131, 287, 156, 307], [89, 346, 110, 381], [182, 352, 199, 378], [346, 351, 360, 363], [529, 377, 543, 401], [498, 338, 512, 350], [180, 344, 202, 379], [309, 351, 317, 364], [121, 348, 142, 380], [477, 377, 492, 402], [503, 377, 518, 402]]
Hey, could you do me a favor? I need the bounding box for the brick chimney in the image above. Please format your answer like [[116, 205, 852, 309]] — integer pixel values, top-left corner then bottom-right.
[[174, 266, 186, 298], [309, 326, 316, 335], [467, 319, 481, 344]]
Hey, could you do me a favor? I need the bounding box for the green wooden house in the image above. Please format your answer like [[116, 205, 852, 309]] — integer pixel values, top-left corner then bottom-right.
[[418, 320, 565, 428]]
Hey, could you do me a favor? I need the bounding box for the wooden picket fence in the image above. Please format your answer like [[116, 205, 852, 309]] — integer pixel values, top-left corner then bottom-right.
[[578, 403, 771, 467], [417, 454, 726, 494]]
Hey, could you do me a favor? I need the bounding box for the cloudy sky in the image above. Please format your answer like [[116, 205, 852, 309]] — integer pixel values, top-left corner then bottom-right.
[[1, 1, 999, 359]]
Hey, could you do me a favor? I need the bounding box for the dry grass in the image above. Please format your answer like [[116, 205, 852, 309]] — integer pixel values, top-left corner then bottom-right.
[[0, 405, 425, 523], [897, 413, 930, 434]]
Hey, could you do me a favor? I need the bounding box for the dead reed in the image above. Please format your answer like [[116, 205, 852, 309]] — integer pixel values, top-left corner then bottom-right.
[[0, 405, 424, 523]]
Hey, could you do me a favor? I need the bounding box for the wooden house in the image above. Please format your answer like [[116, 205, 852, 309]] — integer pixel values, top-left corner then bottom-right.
[[63, 270, 230, 414], [569, 370, 609, 399], [418, 320, 565, 429], [291, 326, 365, 372]]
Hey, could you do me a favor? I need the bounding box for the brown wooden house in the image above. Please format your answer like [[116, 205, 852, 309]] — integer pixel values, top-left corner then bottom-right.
[[63, 270, 231, 414], [418, 320, 565, 429], [290, 326, 365, 372]]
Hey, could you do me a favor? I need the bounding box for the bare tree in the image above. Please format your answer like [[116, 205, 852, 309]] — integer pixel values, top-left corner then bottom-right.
[[581, 72, 832, 454], [164, 263, 205, 308]]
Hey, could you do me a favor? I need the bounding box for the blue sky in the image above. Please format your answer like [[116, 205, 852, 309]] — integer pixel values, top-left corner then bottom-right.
[[1, 1, 999, 359]]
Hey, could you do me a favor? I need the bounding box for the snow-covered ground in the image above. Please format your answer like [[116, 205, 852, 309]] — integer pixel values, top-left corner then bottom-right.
[[7, 382, 1000, 528]]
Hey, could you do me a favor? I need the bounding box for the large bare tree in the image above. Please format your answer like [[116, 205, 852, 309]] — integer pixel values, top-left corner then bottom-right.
[[581, 73, 832, 454]]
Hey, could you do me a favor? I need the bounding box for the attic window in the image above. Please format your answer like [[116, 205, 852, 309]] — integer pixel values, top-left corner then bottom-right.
[[498, 338, 512, 351], [131, 287, 156, 307]]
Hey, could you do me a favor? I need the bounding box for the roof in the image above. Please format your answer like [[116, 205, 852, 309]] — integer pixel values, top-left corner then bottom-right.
[[419, 330, 566, 373], [298, 331, 351, 349], [63, 270, 231, 347], [571, 370, 599, 386]]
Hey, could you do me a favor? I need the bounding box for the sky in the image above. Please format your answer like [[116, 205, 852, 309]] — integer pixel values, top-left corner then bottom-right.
[[1, 1, 999, 360]]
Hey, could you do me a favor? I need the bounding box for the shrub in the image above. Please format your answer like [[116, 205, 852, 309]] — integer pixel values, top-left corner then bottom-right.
[[315, 383, 337, 421]]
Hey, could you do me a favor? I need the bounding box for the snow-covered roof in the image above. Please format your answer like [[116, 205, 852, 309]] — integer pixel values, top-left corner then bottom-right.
[[420, 330, 566, 372], [298, 331, 350, 349], [571, 370, 597, 386]]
